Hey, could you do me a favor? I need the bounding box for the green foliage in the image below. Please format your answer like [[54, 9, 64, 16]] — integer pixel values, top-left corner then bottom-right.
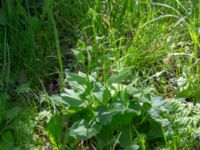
[[0, 93, 35, 149], [0, 0, 200, 149], [44, 72, 167, 149], [154, 99, 200, 149], [43, 72, 200, 149]]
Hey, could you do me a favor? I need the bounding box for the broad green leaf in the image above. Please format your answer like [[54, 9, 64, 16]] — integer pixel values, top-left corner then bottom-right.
[[129, 100, 142, 111], [148, 119, 163, 139], [93, 91, 103, 102], [69, 120, 101, 140], [96, 124, 113, 146], [61, 93, 83, 107], [80, 83, 93, 98], [97, 109, 117, 125], [127, 87, 144, 98], [112, 108, 140, 125], [119, 126, 132, 147], [67, 73, 88, 85], [46, 115, 64, 145], [97, 105, 140, 126]]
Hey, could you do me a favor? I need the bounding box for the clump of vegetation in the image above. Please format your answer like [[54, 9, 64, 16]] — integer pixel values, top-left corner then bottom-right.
[[0, 0, 200, 149]]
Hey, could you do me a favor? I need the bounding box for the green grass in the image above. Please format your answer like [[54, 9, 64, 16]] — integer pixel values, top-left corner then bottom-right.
[[0, 0, 200, 149]]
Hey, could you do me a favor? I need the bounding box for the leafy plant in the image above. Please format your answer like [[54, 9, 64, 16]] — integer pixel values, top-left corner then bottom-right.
[[45, 72, 169, 149], [1, 0, 200, 149]]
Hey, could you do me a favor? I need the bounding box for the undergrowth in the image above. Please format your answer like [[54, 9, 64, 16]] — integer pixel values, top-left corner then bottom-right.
[[0, 0, 200, 149]]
